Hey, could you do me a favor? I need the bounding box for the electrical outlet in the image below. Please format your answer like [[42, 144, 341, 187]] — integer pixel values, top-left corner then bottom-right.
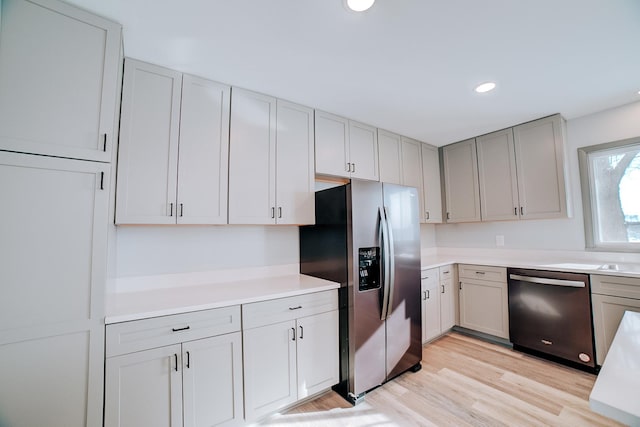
[[496, 235, 505, 247]]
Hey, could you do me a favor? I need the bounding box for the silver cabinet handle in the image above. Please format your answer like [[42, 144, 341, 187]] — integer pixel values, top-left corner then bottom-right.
[[172, 326, 190, 332], [446, 212, 450, 220], [289, 305, 302, 310], [426, 211, 429, 220], [169, 202, 174, 217], [514, 207, 518, 215], [278, 207, 282, 218], [520, 206, 524, 215], [422, 290, 427, 300], [352, 163, 356, 173], [475, 271, 485, 275], [459, 282, 462, 290], [99, 172, 104, 190], [271, 207, 275, 218], [180, 203, 184, 217], [441, 285, 445, 294], [291, 327, 296, 341], [346, 163, 350, 172], [103, 133, 107, 152], [186, 351, 190, 369], [299, 325, 304, 339], [174, 354, 178, 372]]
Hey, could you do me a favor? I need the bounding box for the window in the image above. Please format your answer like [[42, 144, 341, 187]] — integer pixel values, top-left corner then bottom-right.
[[579, 137, 640, 251]]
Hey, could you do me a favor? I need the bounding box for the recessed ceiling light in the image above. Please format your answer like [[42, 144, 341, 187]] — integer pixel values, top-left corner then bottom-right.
[[345, 0, 376, 12], [475, 82, 497, 93]]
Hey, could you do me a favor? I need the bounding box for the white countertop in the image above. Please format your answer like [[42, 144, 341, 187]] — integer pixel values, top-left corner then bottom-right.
[[105, 274, 340, 324], [589, 311, 640, 426], [421, 253, 640, 279]]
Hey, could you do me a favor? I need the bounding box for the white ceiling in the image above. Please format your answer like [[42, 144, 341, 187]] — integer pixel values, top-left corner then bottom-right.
[[67, 0, 640, 146]]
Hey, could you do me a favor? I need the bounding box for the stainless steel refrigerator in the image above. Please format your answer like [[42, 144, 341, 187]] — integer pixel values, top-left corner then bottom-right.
[[300, 179, 422, 404]]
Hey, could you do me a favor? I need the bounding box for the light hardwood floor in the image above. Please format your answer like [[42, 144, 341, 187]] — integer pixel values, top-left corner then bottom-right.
[[257, 332, 621, 426]]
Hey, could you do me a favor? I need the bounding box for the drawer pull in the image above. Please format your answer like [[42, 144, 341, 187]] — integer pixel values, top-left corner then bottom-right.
[[475, 271, 485, 275], [442, 270, 450, 275], [172, 326, 190, 332], [289, 306, 302, 311]]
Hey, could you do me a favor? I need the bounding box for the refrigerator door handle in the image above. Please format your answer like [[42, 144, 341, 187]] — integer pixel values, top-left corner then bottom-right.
[[383, 206, 395, 319], [379, 206, 391, 321]]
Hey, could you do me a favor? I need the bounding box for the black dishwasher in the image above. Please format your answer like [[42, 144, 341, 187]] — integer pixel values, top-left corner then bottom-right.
[[508, 268, 595, 370]]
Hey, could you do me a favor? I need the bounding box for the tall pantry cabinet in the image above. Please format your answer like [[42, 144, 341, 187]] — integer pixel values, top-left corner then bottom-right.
[[0, 0, 121, 426]]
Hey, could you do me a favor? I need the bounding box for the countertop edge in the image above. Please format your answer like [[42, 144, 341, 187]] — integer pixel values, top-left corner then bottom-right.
[[105, 274, 340, 324]]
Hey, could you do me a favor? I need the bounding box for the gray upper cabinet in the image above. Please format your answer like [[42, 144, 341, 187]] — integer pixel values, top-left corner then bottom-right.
[[116, 58, 231, 225], [0, 0, 121, 162], [228, 88, 315, 225], [447, 114, 569, 223], [442, 139, 481, 223], [477, 128, 520, 221], [401, 137, 425, 221], [377, 130, 403, 184], [315, 111, 379, 181], [513, 114, 569, 220], [420, 143, 443, 223]]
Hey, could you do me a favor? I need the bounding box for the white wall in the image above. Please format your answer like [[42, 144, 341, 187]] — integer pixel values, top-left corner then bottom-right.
[[434, 101, 640, 251], [115, 225, 299, 277]]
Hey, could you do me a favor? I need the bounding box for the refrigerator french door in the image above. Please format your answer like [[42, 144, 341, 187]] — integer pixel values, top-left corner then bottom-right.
[[300, 180, 422, 403]]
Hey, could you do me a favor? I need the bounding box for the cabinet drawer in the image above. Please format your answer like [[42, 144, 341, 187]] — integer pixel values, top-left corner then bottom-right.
[[421, 267, 439, 282], [106, 305, 241, 357], [243, 290, 338, 330], [458, 264, 506, 282], [591, 274, 640, 299], [439, 265, 454, 280]]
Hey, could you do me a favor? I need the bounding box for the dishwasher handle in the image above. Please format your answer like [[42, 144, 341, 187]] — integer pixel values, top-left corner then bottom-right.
[[509, 274, 585, 288]]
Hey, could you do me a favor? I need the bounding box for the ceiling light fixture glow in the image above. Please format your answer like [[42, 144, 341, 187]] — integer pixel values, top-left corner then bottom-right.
[[346, 0, 376, 12], [475, 82, 497, 93]]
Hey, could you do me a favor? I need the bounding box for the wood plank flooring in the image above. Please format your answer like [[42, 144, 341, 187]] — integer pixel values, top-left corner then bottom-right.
[[257, 332, 621, 426]]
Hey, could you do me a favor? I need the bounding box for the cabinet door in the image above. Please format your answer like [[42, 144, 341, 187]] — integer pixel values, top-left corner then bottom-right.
[[275, 100, 315, 225], [177, 75, 230, 225], [228, 88, 277, 224], [477, 129, 520, 221], [116, 59, 182, 224], [296, 311, 339, 399], [0, 0, 121, 162], [513, 115, 568, 219], [243, 321, 297, 421], [591, 294, 640, 365], [349, 120, 379, 181], [0, 331, 99, 427], [420, 143, 443, 223], [440, 279, 456, 331], [459, 278, 509, 339], [105, 345, 183, 427], [377, 130, 403, 184], [314, 110, 349, 178], [442, 139, 481, 222], [401, 137, 425, 222], [0, 152, 108, 427], [182, 333, 244, 427], [421, 278, 441, 343]]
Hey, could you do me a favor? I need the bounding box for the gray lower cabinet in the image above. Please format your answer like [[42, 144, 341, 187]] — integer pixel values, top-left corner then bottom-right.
[[104, 307, 244, 427], [458, 264, 509, 339], [242, 290, 339, 421], [591, 274, 640, 365]]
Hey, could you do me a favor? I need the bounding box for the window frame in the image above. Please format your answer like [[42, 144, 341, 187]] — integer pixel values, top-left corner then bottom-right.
[[578, 136, 640, 252]]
